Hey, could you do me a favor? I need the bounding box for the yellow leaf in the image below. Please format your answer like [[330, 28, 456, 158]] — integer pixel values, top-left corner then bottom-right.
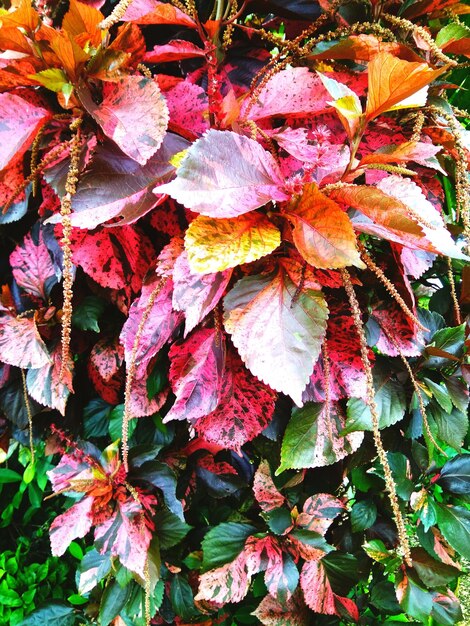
[[185, 213, 281, 274], [286, 184, 364, 270], [365, 52, 446, 121]]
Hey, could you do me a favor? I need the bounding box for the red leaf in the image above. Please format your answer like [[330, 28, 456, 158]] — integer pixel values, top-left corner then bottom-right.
[[223, 269, 328, 405], [372, 301, 424, 357], [88, 76, 169, 165], [163, 81, 209, 139], [245, 535, 298, 601], [195, 353, 276, 453], [10, 224, 57, 300], [300, 559, 358, 620], [50, 496, 94, 556], [70, 225, 154, 292], [156, 130, 289, 218], [26, 343, 72, 415], [172, 251, 232, 335], [296, 493, 345, 535], [253, 591, 309, 626], [164, 328, 225, 423], [0, 309, 50, 369], [88, 337, 125, 405], [122, 0, 197, 27], [145, 40, 205, 63], [127, 361, 168, 418], [253, 460, 285, 512], [0, 93, 50, 171], [120, 275, 183, 370]]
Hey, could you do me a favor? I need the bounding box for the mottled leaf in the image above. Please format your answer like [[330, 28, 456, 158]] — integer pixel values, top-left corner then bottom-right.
[[10, 224, 57, 300], [253, 460, 285, 512], [286, 184, 363, 269], [300, 559, 358, 620], [50, 497, 93, 556], [253, 591, 309, 626], [0, 310, 50, 369], [88, 337, 124, 405], [27, 343, 72, 415], [164, 328, 225, 423], [224, 270, 328, 405], [372, 300, 424, 357], [195, 550, 252, 604], [162, 81, 209, 139], [185, 213, 281, 274], [296, 493, 345, 536], [156, 130, 289, 217], [172, 251, 231, 335], [122, 0, 197, 27], [145, 40, 205, 63]]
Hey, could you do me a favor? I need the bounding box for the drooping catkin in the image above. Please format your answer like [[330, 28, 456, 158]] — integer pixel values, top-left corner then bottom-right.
[[341, 268, 412, 566], [99, 0, 134, 29], [21, 369, 35, 465], [447, 257, 462, 326]]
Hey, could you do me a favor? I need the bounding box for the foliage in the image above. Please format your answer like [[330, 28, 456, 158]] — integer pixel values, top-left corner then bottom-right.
[[0, 0, 469, 625]]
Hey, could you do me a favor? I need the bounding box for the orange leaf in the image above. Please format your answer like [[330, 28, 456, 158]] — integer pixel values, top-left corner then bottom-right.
[[62, 0, 104, 49], [121, 0, 197, 28], [0, 0, 39, 32], [0, 27, 33, 55], [285, 184, 364, 270], [365, 52, 446, 121], [49, 30, 89, 82], [308, 35, 422, 63]]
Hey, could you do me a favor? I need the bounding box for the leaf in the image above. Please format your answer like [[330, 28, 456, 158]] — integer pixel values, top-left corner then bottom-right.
[[156, 130, 289, 218], [317, 72, 363, 140], [99, 580, 132, 626], [71, 295, 106, 333], [162, 81, 209, 139], [27, 343, 72, 415], [201, 522, 256, 572], [195, 352, 276, 453], [278, 402, 363, 473], [241, 67, 329, 120], [0, 468, 22, 483], [425, 325, 466, 369], [300, 559, 358, 620], [196, 549, 252, 604], [49, 497, 94, 556], [358, 141, 444, 171], [351, 500, 377, 532], [172, 251, 232, 335], [253, 460, 285, 512], [0, 310, 51, 369], [224, 270, 328, 405], [428, 404, 468, 450], [0, 93, 50, 171], [62, 0, 104, 49], [372, 300, 424, 357], [164, 328, 225, 424], [285, 184, 363, 270], [365, 52, 445, 121], [145, 40, 205, 63], [9, 224, 57, 300], [120, 276, 182, 369], [17, 603, 75, 626], [411, 548, 460, 587], [87, 337, 124, 405], [431, 590, 463, 626], [121, 0, 197, 27], [185, 213, 281, 274], [78, 549, 112, 595], [170, 574, 197, 620], [252, 591, 309, 626], [153, 508, 191, 549], [133, 461, 183, 519], [436, 454, 470, 495], [296, 493, 345, 535], [436, 504, 470, 561], [395, 571, 433, 623], [70, 224, 154, 293]]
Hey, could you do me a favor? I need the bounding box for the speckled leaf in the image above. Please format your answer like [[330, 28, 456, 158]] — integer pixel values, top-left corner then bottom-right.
[[241, 67, 329, 120], [127, 361, 168, 418], [10, 224, 57, 300], [372, 300, 424, 357], [89, 76, 169, 165], [27, 344, 72, 415], [296, 493, 345, 536], [120, 276, 183, 369], [0, 93, 50, 171], [223, 270, 328, 406], [163, 81, 209, 139], [70, 225, 154, 293], [145, 40, 205, 63], [88, 337, 124, 405], [358, 141, 443, 170], [286, 184, 363, 269], [195, 549, 252, 604], [300, 559, 359, 620], [253, 591, 309, 626], [195, 353, 276, 453], [164, 328, 225, 423], [278, 402, 364, 473], [50, 496, 93, 556], [250, 536, 299, 602], [156, 130, 289, 217], [0, 310, 50, 369], [172, 251, 231, 335], [253, 460, 285, 512], [122, 0, 197, 27], [185, 213, 281, 274]]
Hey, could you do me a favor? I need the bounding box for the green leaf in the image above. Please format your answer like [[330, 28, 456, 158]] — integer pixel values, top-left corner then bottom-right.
[[436, 503, 470, 560], [170, 574, 197, 621], [132, 460, 183, 519], [83, 398, 111, 438], [423, 377, 452, 413], [428, 403, 468, 450], [28, 68, 69, 92], [0, 469, 22, 484], [351, 500, 377, 532], [0, 588, 22, 607], [154, 508, 191, 550], [72, 296, 106, 333], [17, 603, 75, 626], [411, 548, 460, 587], [67, 593, 88, 605], [431, 590, 463, 626], [265, 507, 292, 535], [395, 571, 433, 623], [436, 454, 470, 495], [425, 325, 465, 369], [99, 580, 132, 626], [109, 404, 137, 441], [68, 541, 84, 560], [436, 22, 470, 46], [23, 461, 35, 484], [371, 581, 402, 614], [201, 522, 256, 572], [78, 549, 112, 595]]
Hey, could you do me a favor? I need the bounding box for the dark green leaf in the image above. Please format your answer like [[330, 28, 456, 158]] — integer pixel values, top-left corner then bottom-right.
[[109, 404, 136, 442], [83, 398, 111, 438], [196, 466, 245, 499], [437, 503, 470, 560], [431, 590, 463, 626], [17, 603, 75, 626], [99, 580, 132, 626], [411, 548, 460, 588], [396, 571, 433, 623], [428, 403, 468, 450], [371, 580, 402, 613], [265, 507, 292, 535], [351, 500, 377, 532], [436, 454, 470, 495], [154, 508, 191, 550], [132, 460, 183, 519], [72, 296, 106, 333], [170, 575, 197, 621], [201, 522, 256, 572], [425, 325, 465, 369], [78, 549, 112, 595], [423, 377, 452, 413], [322, 553, 361, 595]]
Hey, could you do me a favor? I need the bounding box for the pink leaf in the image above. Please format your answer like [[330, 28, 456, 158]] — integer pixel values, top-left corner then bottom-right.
[[70, 225, 154, 293], [156, 130, 289, 217], [372, 301, 424, 357], [163, 81, 209, 139], [296, 493, 345, 535], [120, 275, 183, 370], [300, 560, 335, 615], [195, 550, 252, 604], [253, 591, 309, 626], [156, 237, 185, 279], [240, 68, 329, 120], [47, 454, 92, 493], [50, 496, 93, 556], [145, 40, 205, 63], [253, 460, 285, 512], [164, 328, 225, 423], [0, 309, 50, 369], [0, 93, 50, 171], [127, 361, 168, 418], [223, 269, 328, 406], [195, 353, 276, 453], [122, 0, 197, 27], [88, 337, 124, 405], [172, 251, 232, 335], [89, 76, 169, 165], [10, 225, 57, 300], [27, 344, 72, 415]]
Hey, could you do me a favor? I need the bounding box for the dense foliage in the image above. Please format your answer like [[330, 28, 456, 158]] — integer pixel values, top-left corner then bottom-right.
[[0, 0, 470, 624]]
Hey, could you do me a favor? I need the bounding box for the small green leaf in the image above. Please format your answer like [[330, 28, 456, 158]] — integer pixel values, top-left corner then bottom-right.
[[68, 541, 84, 560], [423, 377, 452, 413], [265, 507, 292, 535], [0, 469, 22, 484], [67, 593, 88, 605], [72, 296, 106, 333], [109, 404, 136, 441], [351, 500, 377, 532]]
